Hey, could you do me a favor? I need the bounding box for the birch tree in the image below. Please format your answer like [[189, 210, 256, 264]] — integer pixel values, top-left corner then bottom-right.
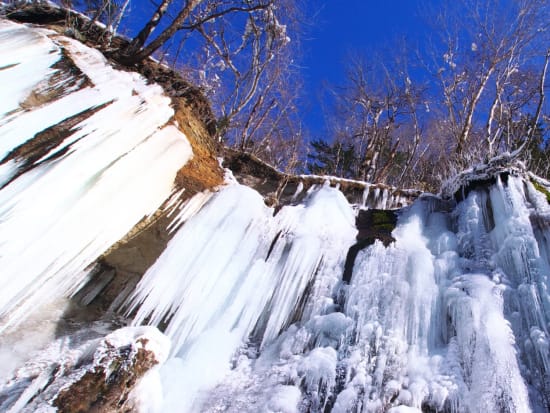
[[428, 0, 549, 159], [323, 56, 425, 185]]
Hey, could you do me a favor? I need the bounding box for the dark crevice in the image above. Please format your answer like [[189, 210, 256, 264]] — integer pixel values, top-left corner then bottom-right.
[[266, 230, 282, 260], [483, 193, 496, 232], [342, 209, 398, 284], [343, 238, 377, 284], [0, 63, 19, 71], [284, 273, 316, 330], [0, 101, 111, 189], [453, 171, 510, 202]]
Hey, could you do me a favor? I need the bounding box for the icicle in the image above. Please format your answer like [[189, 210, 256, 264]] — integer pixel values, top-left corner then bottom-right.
[[124, 183, 356, 411], [0, 22, 193, 332], [361, 183, 370, 208]]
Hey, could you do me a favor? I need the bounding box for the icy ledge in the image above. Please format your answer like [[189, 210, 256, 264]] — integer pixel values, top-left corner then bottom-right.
[[440, 152, 530, 200]]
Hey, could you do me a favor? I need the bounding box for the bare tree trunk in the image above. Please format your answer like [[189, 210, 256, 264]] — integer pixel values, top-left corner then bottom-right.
[[120, 0, 202, 64], [110, 0, 131, 43], [84, 0, 109, 32], [125, 0, 174, 55], [516, 49, 550, 154], [456, 65, 495, 155], [527, 49, 550, 141]]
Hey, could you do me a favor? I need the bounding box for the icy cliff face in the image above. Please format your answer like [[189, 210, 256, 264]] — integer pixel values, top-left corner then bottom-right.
[[0, 19, 192, 334], [2, 16, 550, 413]]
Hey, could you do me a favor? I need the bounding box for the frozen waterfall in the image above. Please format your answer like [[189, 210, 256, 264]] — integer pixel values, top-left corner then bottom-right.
[[122, 174, 550, 413], [0, 19, 191, 351], [1, 17, 550, 413]]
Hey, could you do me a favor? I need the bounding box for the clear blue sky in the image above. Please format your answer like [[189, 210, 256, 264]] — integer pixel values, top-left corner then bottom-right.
[[302, 0, 429, 139], [121, 0, 433, 140]]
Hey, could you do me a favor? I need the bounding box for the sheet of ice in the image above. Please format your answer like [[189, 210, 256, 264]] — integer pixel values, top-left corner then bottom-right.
[[125, 173, 550, 412], [0, 21, 192, 333], [0, 21, 59, 119]]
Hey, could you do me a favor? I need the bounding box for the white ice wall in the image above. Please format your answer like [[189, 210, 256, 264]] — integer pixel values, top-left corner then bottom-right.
[[126, 175, 550, 413], [0, 20, 192, 332]]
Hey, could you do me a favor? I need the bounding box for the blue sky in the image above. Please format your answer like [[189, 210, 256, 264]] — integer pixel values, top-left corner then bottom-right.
[[120, 0, 431, 140], [301, 0, 429, 138]]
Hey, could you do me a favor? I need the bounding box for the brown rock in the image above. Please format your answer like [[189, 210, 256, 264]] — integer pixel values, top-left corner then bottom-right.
[[53, 328, 168, 413]]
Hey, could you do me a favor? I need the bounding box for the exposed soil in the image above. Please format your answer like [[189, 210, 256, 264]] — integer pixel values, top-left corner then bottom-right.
[[174, 99, 224, 192]]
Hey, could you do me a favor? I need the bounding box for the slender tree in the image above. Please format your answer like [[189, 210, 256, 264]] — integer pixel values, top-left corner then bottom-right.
[[426, 0, 549, 159]]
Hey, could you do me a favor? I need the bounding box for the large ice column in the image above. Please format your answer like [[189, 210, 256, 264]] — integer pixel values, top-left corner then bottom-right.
[[126, 182, 357, 412], [486, 177, 550, 410], [330, 201, 442, 411], [0, 21, 192, 331], [433, 178, 532, 413]]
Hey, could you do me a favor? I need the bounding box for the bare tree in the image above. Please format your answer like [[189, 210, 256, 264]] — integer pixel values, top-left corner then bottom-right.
[[426, 0, 549, 159], [116, 0, 281, 65], [322, 55, 425, 185]]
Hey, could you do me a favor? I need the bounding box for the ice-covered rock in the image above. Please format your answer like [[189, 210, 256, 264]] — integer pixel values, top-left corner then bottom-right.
[[0, 326, 170, 413]]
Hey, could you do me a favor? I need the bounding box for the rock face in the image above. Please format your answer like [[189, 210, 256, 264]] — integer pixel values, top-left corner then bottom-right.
[[342, 209, 399, 284], [355, 209, 398, 246]]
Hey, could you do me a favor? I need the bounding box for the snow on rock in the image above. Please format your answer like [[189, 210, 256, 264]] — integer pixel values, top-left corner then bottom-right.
[[0, 19, 192, 332], [440, 152, 526, 200], [51, 326, 170, 412], [223, 149, 420, 209], [0, 324, 170, 413]]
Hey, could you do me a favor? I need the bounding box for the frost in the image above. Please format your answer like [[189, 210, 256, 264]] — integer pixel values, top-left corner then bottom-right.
[[443, 52, 456, 69]]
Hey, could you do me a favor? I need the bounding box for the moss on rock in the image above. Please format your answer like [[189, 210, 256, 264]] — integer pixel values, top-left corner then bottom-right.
[[531, 179, 550, 203]]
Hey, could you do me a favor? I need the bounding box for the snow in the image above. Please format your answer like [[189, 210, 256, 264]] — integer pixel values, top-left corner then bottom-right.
[[99, 326, 172, 365], [125, 367, 166, 413], [264, 385, 301, 413], [0, 21, 59, 120]]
